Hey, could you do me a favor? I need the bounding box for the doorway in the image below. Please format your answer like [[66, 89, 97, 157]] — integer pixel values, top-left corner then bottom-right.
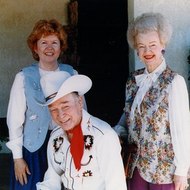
[[73, 0, 129, 126]]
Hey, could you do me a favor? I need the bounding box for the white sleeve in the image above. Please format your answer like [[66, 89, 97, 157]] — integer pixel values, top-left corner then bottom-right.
[[97, 128, 127, 190], [36, 135, 62, 190], [169, 74, 190, 176], [6, 72, 26, 159], [73, 69, 78, 75], [113, 112, 128, 138]]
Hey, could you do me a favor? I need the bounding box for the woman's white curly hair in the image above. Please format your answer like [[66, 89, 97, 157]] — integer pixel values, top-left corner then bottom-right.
[[127, 12, 173, 49]]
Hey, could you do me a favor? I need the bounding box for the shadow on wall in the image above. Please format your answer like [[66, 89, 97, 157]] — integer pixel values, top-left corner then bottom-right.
[[0, 118, 9, 152], [0, 118, 8, 139], [0, 118, 8, 138], [0, 118, 10, 190]]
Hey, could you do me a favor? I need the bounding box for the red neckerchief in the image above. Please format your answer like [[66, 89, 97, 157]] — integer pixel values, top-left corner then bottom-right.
[[67, 123, 84, 170]]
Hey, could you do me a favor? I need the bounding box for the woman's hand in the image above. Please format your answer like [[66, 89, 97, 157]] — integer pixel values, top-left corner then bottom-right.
[[173, 175, 189, 190], [14, 158, 31, 185]]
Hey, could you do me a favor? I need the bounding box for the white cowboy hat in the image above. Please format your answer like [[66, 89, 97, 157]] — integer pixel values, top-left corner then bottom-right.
[[37, 71, 92, 106]]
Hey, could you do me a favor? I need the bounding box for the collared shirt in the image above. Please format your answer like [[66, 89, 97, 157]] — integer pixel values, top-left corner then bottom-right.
[[36, 110, 127, 190], [130, 59, 166, 120]]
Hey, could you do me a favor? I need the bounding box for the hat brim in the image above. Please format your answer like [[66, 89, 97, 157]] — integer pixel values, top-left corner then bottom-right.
[[36, 75, 92, 106]]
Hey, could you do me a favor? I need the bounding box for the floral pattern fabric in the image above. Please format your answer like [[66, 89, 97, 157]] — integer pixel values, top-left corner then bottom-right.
[[125, 67, 176, 184]]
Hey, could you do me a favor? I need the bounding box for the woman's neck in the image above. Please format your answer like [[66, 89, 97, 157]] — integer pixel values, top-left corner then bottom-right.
[[39, 61, 58, 71]]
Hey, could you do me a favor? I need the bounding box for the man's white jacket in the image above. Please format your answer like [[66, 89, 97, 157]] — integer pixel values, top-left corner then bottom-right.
[[36, 109, 127, 190]]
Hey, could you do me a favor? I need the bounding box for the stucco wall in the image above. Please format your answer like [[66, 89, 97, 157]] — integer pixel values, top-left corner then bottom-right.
[[128, 0, 190, 91], [1, 0, 190, 117], [0, 0, 69, 117]]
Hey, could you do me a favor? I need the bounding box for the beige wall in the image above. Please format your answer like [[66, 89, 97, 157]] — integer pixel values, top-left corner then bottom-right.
[[128, 0, 190, 91], [0, 0, 69, 117], [1, 0, 190, 117]]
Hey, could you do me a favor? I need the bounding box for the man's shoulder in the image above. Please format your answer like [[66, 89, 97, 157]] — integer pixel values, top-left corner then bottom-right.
[[90, 115, 116, 136], [50, 126, 64, 138]]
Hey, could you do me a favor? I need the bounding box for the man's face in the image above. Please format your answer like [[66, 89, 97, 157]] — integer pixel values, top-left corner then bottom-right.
[[48, 93, 83, 131]]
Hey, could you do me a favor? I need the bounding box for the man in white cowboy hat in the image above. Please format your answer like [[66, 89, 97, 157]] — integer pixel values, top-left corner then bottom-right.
[[36, 71, 127, 190]]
